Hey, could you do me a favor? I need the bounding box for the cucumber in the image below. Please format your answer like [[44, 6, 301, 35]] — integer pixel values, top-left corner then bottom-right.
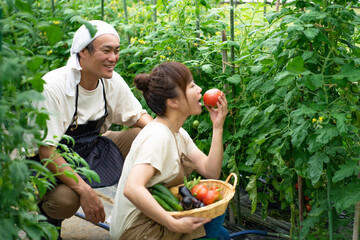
[[152, 194, 175, 211], [151, 184, 180, 204], [151, 188, 184, 211]]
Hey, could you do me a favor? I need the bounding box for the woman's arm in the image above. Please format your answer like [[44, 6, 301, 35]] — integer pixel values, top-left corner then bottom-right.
[[133, 113, 153, 128], [124, 163, 210, 233], [188, 94, 228, 179]]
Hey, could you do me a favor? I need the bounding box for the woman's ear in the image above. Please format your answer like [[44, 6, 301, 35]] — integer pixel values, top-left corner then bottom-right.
[[167, 98, 179, 109]]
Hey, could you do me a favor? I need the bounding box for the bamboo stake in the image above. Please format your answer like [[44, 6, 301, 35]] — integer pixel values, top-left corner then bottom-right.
[[51, 0, 55, 16], [122, 0, 130, 45], [298, 175, 304, 226], [153, 0, 157, 32], [0, 7, 2, 53], [275, 0, 280, 12], [327, 164, 333, 240], [101, 0, 104, 20], [352, 162, 360, 240], [195, 0, 200, 40], [221, 30, 228, 73]]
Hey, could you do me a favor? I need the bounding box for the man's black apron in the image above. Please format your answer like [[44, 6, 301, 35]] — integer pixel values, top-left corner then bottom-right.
[[58, 79, 124, 188]]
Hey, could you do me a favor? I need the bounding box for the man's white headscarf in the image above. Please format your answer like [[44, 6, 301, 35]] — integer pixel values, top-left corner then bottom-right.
[[66, 20, 120, 96]]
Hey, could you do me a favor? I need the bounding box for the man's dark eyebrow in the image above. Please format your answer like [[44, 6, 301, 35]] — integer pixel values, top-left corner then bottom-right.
[[101, 44, 120, 50]]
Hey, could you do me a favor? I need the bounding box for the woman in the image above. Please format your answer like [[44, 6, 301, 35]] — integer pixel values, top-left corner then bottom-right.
[[110, 62, 229, 240]]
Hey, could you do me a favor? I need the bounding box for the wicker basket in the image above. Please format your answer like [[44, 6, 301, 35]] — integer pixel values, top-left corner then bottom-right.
[[168, 173, 237, 219]]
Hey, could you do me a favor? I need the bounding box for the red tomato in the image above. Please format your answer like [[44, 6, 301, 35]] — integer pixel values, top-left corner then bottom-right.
[[305, 204, 312, 212], [191, 184, 208, 201], [209, 185, 219, 191], [203, 190, 221, 205], [305, 196, 311, 202], [203, 88, 222, 107], [295, 183, 298, 190]]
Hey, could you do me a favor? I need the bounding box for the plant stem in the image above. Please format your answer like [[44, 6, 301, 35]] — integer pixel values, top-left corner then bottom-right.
[[290, 202, 295, 239], [327, 164, 333, 240]]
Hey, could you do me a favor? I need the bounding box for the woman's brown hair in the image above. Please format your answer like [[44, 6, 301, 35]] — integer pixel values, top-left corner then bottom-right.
[[134, 62, 192, 116]]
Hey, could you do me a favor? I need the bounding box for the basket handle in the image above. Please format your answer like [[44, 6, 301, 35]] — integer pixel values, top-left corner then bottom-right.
[[225, 172, 237, 190]]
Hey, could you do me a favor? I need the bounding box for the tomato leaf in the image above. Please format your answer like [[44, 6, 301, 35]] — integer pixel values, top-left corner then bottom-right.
[[332, 161, 360, 183]]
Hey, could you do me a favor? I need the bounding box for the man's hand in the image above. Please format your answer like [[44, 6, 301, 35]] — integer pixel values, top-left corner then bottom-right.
[[79, 185, 106, 224], [39, 145, 105, 224]]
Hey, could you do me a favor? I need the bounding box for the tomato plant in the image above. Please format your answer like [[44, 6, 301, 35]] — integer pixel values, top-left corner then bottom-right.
[[203, 88, 222, 107]]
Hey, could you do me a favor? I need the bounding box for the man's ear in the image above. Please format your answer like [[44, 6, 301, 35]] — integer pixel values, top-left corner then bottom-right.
[[167, 98, 179, 109], [78, 49, 87, 58]]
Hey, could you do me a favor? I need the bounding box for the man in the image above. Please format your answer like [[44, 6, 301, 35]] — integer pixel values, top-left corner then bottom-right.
[[35, 20, 152, 239]]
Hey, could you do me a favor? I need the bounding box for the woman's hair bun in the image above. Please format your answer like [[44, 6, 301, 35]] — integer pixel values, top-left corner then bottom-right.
[[134, 73, 151, 92]]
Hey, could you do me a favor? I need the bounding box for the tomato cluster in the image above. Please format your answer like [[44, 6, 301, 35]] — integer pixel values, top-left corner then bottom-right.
[[191, 184, 221, 206]]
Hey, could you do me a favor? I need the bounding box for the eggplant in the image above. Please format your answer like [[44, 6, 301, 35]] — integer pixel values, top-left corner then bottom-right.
[[178, 186, 203, 208], [181, 196, 194, 210]]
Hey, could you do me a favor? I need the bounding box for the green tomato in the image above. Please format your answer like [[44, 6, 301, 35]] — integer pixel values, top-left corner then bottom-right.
[[350, 84, 360, 93], [192, 120, 200, 129]]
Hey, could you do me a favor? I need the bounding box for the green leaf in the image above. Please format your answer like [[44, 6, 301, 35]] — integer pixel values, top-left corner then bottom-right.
[[199, 0, 211, 9], [291, 104, 316, 117], [45, 25, 64, 45], [303, 28, 319, 41], [291, 121, 307, 147], [308, 152, 329, 184], [287, 56, 307, 74], [201, 64, 212, 74], [332, 182, 360, 213], [245, 175, 258, 214], [333, 161, 360, 183], [241, 107, 259, 126], [197, 120, 211, 134], [332, 113, 347, 133], [273, 152, 286, 174], [83, 21, 98, 38], [315, 125, 339, 144], [333, 63, 360, 82], [227, 74, 241, 84], [15, 0, 32, 12], [29, 75, 46, 93], [299, 11, 327, 23], [264, 104, 276, 115], [27, 56, 44, 73], [303, 74, 323, 91]]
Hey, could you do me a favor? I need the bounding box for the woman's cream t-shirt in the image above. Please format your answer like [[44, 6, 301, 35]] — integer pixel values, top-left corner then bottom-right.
[[110, 121, 197, 240]]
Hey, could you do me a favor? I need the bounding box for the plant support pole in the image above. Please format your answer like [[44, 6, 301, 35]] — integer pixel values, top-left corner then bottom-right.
[[327, 164, 333, 240], [352, 161, 360, 240], [153, 0, 157, 32], [122, 0, 130, 45], [101, 0, 104, 20], [51, 0, 55, 16]]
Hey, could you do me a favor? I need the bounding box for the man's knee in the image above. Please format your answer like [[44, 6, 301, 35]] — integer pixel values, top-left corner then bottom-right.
[[41, 184, 80, 219], [103, 128, 141, 157]]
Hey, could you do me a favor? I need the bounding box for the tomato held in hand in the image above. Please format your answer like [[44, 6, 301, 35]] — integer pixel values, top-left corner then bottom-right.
[[203, 189, 221, 205], [203, 88, 222, 107], [191, 184, 208, 201]]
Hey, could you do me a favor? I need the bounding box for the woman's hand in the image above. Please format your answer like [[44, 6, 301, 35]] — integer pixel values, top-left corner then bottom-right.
[[166, 216, 210, 233], [205, 93, 228, 129]]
